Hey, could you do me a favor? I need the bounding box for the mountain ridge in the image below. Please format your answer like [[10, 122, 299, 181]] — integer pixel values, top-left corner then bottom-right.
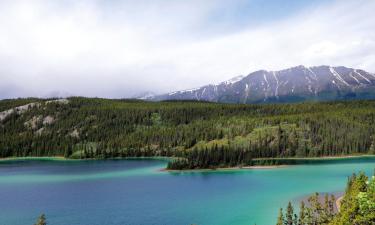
[[143, 65, 375, 103]]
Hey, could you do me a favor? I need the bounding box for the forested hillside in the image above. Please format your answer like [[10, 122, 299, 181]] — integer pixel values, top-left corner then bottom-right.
[[1, 97, 375, 169], [276, 172, 375, 225]]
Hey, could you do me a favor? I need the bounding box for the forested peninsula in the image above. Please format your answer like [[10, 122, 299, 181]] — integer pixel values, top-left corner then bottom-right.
[[1, 97, 375, 169]]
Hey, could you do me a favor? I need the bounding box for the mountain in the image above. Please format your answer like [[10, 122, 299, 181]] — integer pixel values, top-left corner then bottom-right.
[[132, 91, 157, 100], [147, 65, 375, 103]]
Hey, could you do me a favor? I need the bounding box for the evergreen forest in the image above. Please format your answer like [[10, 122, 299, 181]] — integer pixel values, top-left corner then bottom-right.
[[1, 97, 375, 169]]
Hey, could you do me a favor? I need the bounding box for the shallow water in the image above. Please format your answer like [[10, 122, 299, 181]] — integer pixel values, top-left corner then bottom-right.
[[0, 157, 374, 225]]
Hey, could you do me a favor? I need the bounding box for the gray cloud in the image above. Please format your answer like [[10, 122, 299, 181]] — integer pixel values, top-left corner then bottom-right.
[[0, 0, 374, 99]]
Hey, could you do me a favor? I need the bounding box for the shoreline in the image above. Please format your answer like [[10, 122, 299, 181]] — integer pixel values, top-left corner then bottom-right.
[[162, 165, 289, 172], [336, 196, 344, 212], [164, 154, 375, 172], [0, 156, 68, 162], [297, 192, 344, 213], [1, 154, 372, 161], [0, 156, 289, 171], [0, 156, 172, 162], [254, 154, 375, 161], [0, 154, 373, 171]]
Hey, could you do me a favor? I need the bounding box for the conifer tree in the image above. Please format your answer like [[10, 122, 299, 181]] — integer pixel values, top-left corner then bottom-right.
[[276, 208, 284, 225], [34, 214, 47, 225], [285, 202, 294, 225], [298, 201, 305, 225]]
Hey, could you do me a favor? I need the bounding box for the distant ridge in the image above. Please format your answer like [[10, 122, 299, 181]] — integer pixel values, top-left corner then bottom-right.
[[143, 65, 375, 103]]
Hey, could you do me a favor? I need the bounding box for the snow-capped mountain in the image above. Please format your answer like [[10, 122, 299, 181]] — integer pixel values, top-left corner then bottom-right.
[[132, 91, 157, 100], [146, 65, 375, 103]]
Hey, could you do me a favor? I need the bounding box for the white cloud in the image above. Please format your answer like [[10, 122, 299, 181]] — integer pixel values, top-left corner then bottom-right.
[[0, 0, 374, 99]]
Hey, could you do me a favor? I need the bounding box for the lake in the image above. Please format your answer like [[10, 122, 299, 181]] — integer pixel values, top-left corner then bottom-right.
[[0, 157, 374, 225]]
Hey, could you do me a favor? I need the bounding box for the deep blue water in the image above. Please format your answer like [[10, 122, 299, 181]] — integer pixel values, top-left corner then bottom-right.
[[0, 157, 374, 225]]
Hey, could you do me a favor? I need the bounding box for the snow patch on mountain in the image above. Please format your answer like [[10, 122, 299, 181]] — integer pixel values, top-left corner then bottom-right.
[[220, 75, 244, 85], [329, 67, 350, 87], [145, 65, 375, 103]]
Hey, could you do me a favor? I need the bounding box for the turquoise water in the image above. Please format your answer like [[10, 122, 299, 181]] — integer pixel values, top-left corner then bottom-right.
[[0, 157, 374, 225]]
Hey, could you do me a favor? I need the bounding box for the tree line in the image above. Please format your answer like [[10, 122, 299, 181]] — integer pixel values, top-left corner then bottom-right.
[[1, 97, 375, 169]]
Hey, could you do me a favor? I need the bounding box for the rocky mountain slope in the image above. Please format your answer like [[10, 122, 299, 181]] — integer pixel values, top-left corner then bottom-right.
[[147, 65, 375, 103]]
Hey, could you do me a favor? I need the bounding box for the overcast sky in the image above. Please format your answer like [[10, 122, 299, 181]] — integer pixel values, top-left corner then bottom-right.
[[1, 0, 375, 99]]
